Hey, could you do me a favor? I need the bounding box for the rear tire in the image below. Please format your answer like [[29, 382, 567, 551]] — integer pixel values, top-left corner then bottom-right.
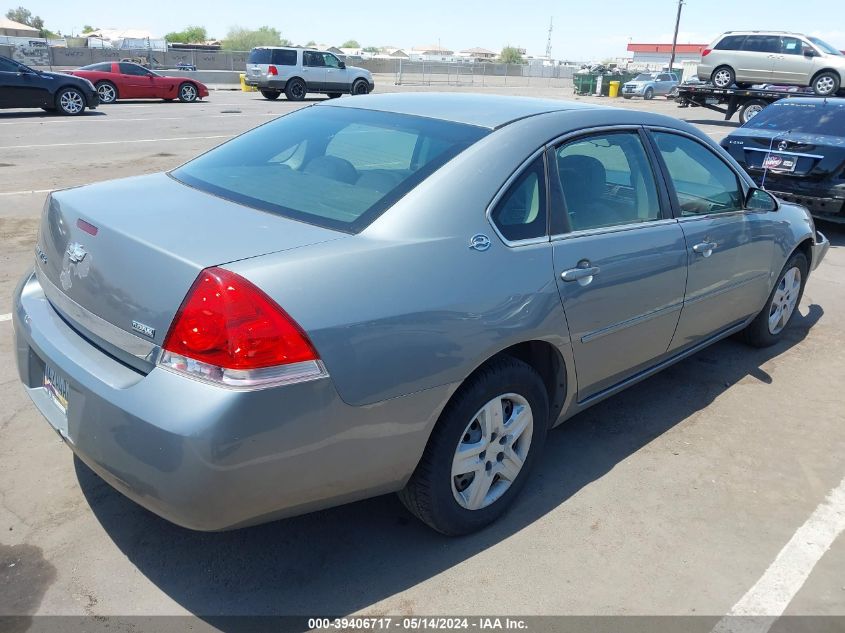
[[711, 66, 735, 89], [738, 99, 769, 125], [351, 79, 370, 96], [95, 81, 118, 104], [178, 82, 198, 102], [811, 71, 840, 96], [56, 87, 86, 115], [285, 78, 306, 101], [398, 356, 549, 535], [260, 89, 281, 100], [743, 251, 808, 348]]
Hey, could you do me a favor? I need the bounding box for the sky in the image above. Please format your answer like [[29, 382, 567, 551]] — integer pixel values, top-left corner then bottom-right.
[[14, 0, 845, 60]]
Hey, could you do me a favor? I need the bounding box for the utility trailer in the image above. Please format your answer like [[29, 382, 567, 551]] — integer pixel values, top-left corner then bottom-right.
[[673, 84, 811, 125]]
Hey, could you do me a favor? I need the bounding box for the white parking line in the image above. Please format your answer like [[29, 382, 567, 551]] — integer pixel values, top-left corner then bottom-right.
[[1, 135, 232, 150], [0, 113, 276, 125], [711, 474, 845, 633], [0, 188, 53, 196], [0, 313, 11, 322]]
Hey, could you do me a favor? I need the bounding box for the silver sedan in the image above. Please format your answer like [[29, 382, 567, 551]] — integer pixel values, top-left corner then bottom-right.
[[14, 93, 829, 534]]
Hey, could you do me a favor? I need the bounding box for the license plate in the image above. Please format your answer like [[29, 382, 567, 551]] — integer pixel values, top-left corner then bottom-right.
[[43, 364, 70, 415], [762, 153, 797, 172]]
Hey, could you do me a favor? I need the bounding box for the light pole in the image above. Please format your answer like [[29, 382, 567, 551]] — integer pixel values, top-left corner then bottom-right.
[[668, 0, 685, 72]]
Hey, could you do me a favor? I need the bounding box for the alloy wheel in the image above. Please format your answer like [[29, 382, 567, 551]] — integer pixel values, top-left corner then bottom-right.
[[713, 69, 732, 87], [451, 393, 533, 511], [768, 266, 801, 335], [180, 84, 197, 101], [815, 76, 836, 95], [97, 83, 116, 103], [59, 90, 84, 114]]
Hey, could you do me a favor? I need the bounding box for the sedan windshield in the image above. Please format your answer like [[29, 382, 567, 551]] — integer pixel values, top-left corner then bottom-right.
[[744, 100, 845, 135], [808, 37, 843, 56], [172, 106, 488, 233]]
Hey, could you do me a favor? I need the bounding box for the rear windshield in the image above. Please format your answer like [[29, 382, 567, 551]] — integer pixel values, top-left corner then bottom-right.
[[79, 62, 113, 71], [744, 101, 845, 135], [248, 48, 271, 64], [172, 106, 488, 233]]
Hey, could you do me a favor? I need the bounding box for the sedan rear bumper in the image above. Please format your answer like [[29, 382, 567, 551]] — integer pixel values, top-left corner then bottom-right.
[[771, 190, 845, 223], [13, 271, 447, 530]]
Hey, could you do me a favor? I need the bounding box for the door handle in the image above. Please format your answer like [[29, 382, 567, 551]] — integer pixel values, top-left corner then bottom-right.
[[561, 264, 600, 286], [692, 241, 717, 257]]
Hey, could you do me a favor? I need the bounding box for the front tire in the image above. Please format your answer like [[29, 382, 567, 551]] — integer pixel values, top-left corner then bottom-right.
[[285, 78, 306, 101], [327, 92, 342, 99], [399, 356, 549, 535], [95, 81, 118, 104], [56, 87, 86, 115], [711, 66, 735, 89], [178, 82, 198, 102], [812, 71, 840, 96], [643, 87, 654, 100], [744, 251, 808, 348], [351, 79, 370, 96], [260, 89, 281, 100]]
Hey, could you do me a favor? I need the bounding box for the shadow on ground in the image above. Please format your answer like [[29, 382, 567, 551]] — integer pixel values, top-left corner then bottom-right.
[[77, 304, 824, 622]]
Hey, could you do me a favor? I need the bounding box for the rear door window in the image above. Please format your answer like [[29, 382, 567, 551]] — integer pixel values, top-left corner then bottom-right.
[[248, 48, 271, 64], [553, 132, 662, 232], [742, 36, 779, 53], [271, 49, 297, 65], [715, 35, 746, 50]]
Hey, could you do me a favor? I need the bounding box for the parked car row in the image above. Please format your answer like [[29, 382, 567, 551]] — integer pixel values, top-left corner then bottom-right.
[[0, 55, 210, 115]]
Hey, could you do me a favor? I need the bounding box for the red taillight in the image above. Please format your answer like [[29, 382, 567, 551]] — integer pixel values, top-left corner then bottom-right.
[[268, 65, 278, 76], [701, 49, 712, 57], [162, 267, 317, 371]]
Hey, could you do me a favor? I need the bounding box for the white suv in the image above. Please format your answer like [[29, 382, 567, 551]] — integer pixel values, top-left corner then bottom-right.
[[697, 31, 845, 96], [245, 47, 374, 101]]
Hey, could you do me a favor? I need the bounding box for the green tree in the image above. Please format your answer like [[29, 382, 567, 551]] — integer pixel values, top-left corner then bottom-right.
[[362, 46, 380, 53], [164, 25, 208, 43], [499, 46, 524, 64], [340, 39, 360, 48], [222, 25, 284, 51], [81, 25, 97, 33], [305, 40, 317, 47], [5, 6, 54, 37]]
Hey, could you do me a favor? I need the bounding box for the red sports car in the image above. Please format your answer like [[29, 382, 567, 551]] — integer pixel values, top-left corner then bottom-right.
[[66, 62, 209, 104]]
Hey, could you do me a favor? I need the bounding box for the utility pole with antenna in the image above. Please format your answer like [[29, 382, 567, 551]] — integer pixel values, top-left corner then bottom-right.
[[545, 17, 553, 59], [668, 0, 685, 72]]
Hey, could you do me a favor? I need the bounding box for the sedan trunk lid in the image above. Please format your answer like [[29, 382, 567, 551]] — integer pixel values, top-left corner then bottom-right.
[[35, 173, 345, 370]]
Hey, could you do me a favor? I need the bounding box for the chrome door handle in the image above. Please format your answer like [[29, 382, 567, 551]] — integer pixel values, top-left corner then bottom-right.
[[693, 241, 717, 257], [561, 265, 600, 285]]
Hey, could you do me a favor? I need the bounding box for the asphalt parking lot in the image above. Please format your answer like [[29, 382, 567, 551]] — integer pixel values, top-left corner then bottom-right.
[[1, 80, 844, 627]]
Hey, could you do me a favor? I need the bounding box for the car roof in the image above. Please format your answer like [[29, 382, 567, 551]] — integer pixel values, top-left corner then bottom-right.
[[769, 97, 845, 105], [319, 92, 606, 129], [720, 31, 807, 37]]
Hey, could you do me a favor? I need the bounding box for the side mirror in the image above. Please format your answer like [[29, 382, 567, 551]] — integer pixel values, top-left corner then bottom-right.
[[803, 48, 817, 58], [338, 61, 346, 69], [746, 187, 779, 212]]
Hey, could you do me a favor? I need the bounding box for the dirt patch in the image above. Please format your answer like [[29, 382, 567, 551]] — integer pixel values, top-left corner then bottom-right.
[[0, 217, 39, 249]]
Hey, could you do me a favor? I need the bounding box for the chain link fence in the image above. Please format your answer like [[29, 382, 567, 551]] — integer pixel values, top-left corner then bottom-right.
[[393, 60, 576, 89]]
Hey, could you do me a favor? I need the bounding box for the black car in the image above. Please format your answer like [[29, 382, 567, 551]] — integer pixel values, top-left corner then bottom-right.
[[721, 97, 845, 223], [0, 55, 98, 115]]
